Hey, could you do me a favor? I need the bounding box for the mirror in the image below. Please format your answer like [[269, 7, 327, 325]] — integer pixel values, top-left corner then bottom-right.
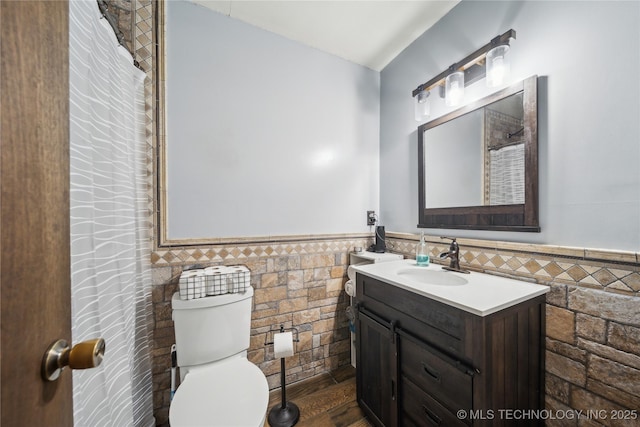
[[418, 76, 539, 232]]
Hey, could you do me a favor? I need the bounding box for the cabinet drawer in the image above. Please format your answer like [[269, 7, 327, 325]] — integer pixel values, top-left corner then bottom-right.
[[401, 377, 468, 427], [359, 274, 467, 343], [400, 333, 472, 413]]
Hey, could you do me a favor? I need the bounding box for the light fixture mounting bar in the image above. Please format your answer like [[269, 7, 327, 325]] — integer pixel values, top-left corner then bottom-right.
[[412, 29, 516, 97]]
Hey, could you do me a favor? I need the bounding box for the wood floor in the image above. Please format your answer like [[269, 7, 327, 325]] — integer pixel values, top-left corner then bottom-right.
[[264, 365, 372, 427]]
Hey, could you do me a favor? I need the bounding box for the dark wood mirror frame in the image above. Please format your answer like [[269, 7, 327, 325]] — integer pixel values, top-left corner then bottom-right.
[[418, 75, 539, 232]]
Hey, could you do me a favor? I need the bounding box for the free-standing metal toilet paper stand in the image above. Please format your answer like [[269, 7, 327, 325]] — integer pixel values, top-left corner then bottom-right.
[[265, 325, 300, 427]]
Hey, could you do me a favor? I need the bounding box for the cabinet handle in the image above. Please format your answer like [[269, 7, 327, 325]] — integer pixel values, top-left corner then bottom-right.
[[422, 405, 442, 425], [421, 362, 441, 383], [391, 379, 396, 401]]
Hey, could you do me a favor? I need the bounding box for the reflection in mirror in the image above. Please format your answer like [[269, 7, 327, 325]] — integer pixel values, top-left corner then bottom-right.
[[424, 108, 484, 208], [484, 93, 525, 206], [424, 92, 525, 209], [418, 76, 539, 232]]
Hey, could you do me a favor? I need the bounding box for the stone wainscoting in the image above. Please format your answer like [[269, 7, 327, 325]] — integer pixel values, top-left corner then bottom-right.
[[150, 235, 372, 426], [151, 232, 639, 426], [387, 232, 640, 427]]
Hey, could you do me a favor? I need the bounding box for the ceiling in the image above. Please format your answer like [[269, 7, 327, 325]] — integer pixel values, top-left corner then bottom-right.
[[190, 1, 460, 71]]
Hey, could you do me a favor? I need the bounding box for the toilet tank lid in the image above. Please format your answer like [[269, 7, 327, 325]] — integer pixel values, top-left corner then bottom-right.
[[172, 286, 253, 310]]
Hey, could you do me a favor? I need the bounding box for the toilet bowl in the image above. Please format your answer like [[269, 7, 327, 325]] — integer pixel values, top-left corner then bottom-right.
[[169, 357, 268, 426]]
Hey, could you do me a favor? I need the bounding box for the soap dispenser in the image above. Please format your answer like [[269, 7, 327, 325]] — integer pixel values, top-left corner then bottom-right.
[[415, 232, 430, 266]]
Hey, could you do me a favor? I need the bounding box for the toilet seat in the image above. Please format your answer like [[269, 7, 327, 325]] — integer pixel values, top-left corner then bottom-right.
[[170, 357, 269, 427]]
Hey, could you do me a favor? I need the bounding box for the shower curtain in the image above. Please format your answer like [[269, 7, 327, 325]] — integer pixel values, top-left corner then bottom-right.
[[69, 1, 154, 426], [489, 143, 525, 205]]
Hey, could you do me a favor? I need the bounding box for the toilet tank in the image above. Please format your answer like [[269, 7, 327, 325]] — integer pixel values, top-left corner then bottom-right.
[[172, 287, 253, 368]]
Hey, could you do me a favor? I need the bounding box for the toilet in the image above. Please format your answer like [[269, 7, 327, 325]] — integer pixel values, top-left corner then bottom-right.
[[169, 286, 269, 426]]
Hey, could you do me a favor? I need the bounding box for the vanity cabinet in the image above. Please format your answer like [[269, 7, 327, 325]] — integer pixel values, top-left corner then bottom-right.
[[355, 273, 545, 427]]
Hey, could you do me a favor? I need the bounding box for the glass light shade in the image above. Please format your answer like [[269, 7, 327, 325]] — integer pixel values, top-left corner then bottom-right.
[[486, 44, 510, 87], [414, 89, 430, 121], [445, 71, 464, 107]]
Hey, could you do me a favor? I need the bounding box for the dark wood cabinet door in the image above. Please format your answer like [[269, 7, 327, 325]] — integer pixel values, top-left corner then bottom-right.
[[356, 310, 397, 427]]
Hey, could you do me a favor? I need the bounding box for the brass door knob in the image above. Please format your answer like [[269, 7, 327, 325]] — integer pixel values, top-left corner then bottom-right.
[[41, 338, 106, 381]]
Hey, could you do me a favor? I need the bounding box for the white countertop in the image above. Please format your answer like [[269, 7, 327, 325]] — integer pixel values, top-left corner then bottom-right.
[[352, 259, 549, 317], [350, 251, 403, 263]]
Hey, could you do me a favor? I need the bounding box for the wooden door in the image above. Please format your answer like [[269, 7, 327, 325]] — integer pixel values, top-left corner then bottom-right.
[[1, 1, 73, 426]]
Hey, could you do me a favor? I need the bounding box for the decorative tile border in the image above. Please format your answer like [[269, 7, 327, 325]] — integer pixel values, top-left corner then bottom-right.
[[152, 230, 639, 295], [132, 0, 158, 250], [151, 234, 372, 265], [387, 232, 640, 297], [152, 231, 639, 295]]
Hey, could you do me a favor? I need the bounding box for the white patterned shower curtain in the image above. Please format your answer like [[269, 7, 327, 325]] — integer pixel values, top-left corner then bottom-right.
[[489, 143, 525, 205], [69, 1, 154, 426]]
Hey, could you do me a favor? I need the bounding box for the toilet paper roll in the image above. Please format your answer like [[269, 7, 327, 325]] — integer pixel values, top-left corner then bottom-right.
[[344, 280, 355, 297], [180, 270, 205, 300], [273, 331, 294, 359], [227, 276, 238, 293], [347, 265, 356, 281], [194, 270, 206, 299], [204, 270, 226, 295]]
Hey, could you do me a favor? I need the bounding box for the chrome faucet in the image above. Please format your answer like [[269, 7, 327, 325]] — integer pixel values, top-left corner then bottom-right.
[[439, 237, 470, 274]]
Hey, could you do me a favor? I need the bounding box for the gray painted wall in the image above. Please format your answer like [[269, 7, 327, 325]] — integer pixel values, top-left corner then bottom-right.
[[380, 0, 640, 252], [166, 1, 380, 239]]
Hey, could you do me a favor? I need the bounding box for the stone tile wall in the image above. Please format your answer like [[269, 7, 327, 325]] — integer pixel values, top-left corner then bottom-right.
[[150, 236, 370, 426], [101, 0, 134, 53], [388, 232, 640, 426]]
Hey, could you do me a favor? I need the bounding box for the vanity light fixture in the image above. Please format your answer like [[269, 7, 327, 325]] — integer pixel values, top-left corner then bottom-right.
[[413, 88, 430, 121], [412, 29, 516, 108], [445, 69, 464, 107], [486, 44, 510, 87]]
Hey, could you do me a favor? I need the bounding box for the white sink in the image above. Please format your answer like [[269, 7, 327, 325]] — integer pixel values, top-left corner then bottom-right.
[[352, 259, 550, 316], [396, 268, 468, 286]]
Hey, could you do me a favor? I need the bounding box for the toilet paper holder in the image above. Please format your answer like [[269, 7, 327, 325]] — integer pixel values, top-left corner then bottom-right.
[[264, 324, 300, 427], [264, 324, 299, 347]]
